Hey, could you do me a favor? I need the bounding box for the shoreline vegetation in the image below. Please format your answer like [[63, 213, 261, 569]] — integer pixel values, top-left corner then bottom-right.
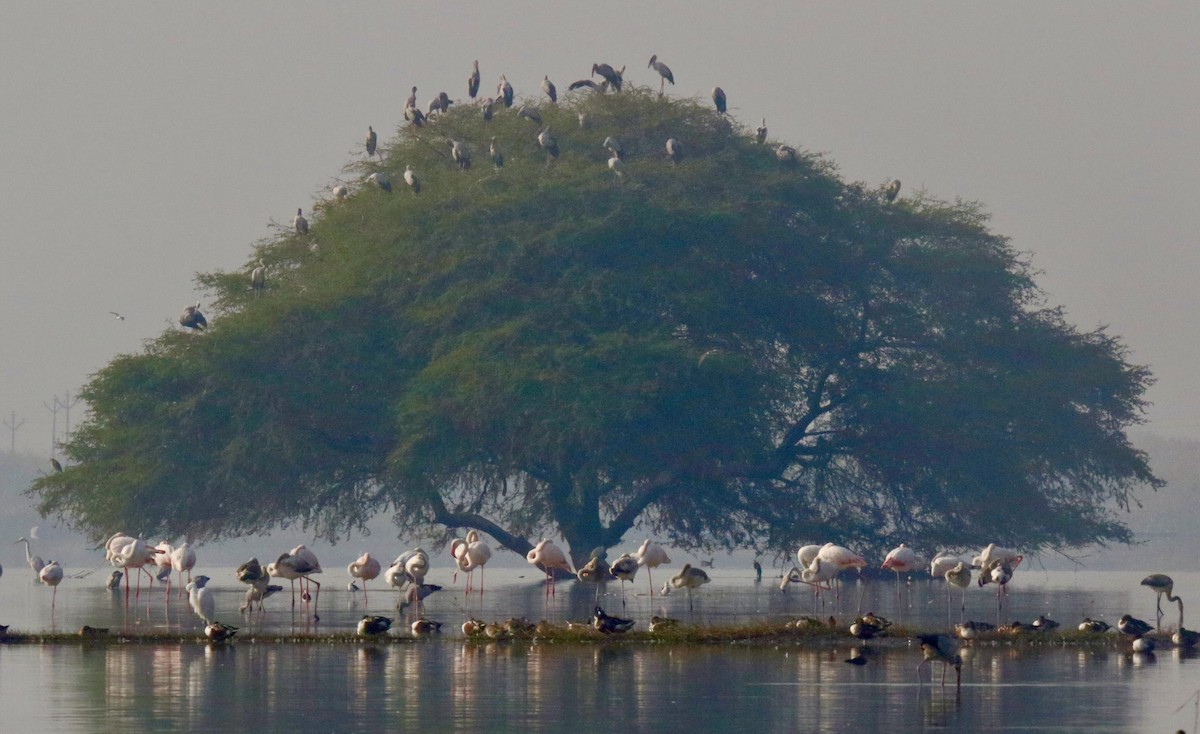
[[0, 623, 1173, 650]]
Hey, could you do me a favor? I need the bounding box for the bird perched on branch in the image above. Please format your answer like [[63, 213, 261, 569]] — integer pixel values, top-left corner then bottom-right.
[[180, 302, 207, 330], [542, 75, 557, 103], [591, 63, 623, 91], [467, 60, 480, 99], [712, 86, 727, 114], [647, 54, 674, 94]]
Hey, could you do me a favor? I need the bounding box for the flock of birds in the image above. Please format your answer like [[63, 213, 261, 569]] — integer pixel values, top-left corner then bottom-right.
[[163, 54, 902, 333]]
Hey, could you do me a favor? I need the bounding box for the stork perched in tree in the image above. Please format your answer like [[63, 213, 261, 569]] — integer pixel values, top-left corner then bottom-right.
[[542, 75, 557, 103], [490, 137, 504, 169], [569, 79, 601, 92], [405, 85, 417, 111], [498, 75, 514, 107], [293, 208, 308, 235], [180, 302, 207, 330], [712, 86, 727, 114], [250, 260, 266, 295], [518, 105, 542, 125], [404, 165, 420, 194], [591, 63, 623, 91], [602, 136, 623, 159], [367, 172, 391, 192], [756, 118, 768, 144], [884, 179, 902, 203], [666, 137, 683, 164], [538, 128, 559, 159], [404, 104, 425, 127], [450, 139, 471, 170], [481, 97, 495, 122], [647, 54, 674, 94], [365, 126, 378, 159], [468, 60, 480, 99]]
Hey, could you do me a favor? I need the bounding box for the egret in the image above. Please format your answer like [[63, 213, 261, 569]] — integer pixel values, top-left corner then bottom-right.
[[526, 539, 572, 596], [39, 560, 64, 608], [358, 615, 392, 636], [712, 86, 727, 114], [365, 126, 378, 159], [883, 179, 901, 203], [881, 544, 922, 601], [592, 606, 634, 634], [647, 54, 674, 94], [468, 60, 480, 99], [634, 540, 670, 597], [669, 564, 710, 610], [538, 128, 559, 159], [347, 552, 382, 603], [518, 105, 542, 125], [916, 634, 962, 690], [1141, 574, 1183, 632], [498, 75, 513, 107], [16, 536, 45, 575], [666, 137, 683, 164], [180, 302, 207, 330], [186, 575, 215, 625], [367, 172, 392, 192], [490, 137, 504, 169], [250, 260, 266, 295], [450, 139, 471, 170], [293, 208, 308, 235], [542, 75, 557, 103], [404, 165, 420, 194], [755, 118, 767, 144], [592, 63, 623, 91]]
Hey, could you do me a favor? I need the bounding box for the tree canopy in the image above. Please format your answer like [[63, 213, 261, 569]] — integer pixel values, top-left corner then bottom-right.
[[32, 87, 1160, 567]]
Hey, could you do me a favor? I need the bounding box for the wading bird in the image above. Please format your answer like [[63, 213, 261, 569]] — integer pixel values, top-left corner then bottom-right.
[[916, 634, 962, 690], [635, 540, 670, 597], [186, 575, 214, 625], [576, 555, 612, 602], [347, 552, 382, 603], [1141, 574, 1183, 632], [647, 54, 674, 93], [667, 563, 710, 610], [107, 570, 123, 590], [610, 553, 638, 607], [453, 532, 492, 594], [16, 536, 45, 576], [399, 583, 442, 614], [527, 539, 572, 596], [268, 545, 323, 616], [881, 544, 922, 601], [40, 560, 64, 608]]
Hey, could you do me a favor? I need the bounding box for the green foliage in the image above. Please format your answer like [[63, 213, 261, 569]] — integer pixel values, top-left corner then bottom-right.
[[31, 86, 1159, 563]]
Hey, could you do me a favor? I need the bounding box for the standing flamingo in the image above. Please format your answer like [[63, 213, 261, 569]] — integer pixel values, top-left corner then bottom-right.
[[975, 544, 1022, 622], [1141, 574, 1183, 632], [526, 539, 572, 596], [39, 560, 64, 609], [667, 564, 710, 610], [153, 541, 174, 600], [347, 552, 382, 603], [610, 553, 639, 608], [815, 543, 867, 610], [268, 545, 323, 618], [171, 543, 196, 598], [458, 533, 492, 594], [881, 544, 922, 602], [635, 540, 671, 597]]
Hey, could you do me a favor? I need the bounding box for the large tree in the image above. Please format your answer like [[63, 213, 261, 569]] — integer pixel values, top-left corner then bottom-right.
[[32, 89, 1159, 567]]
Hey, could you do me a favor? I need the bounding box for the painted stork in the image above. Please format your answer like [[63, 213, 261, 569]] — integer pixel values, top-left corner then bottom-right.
[[712, 86, 727, 114], [542, 75, 557, 103], [647, 54, 674, 93], [468, 60, 480, 99]]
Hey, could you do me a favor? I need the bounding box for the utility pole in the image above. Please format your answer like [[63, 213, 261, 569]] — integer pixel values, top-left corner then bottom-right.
[[59, 391, 80, 442], [43, 396, 61, 458], [2, 411, 25, 453]]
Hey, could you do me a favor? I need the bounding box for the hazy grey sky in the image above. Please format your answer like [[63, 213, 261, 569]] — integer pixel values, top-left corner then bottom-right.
[[2, 3, 1197, 456]]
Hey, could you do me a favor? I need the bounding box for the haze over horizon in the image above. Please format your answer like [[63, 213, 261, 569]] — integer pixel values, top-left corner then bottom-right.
[[2, 4, 1197, 457]]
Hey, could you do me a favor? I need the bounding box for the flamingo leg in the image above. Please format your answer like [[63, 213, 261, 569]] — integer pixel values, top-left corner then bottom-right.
[[480, 567, 485, 596]]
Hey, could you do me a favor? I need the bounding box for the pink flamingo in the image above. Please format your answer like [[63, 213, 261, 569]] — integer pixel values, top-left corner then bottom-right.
[[527, 539, 572, 596], [347, 552, 382, 603], [634, 540, 671, 597], [881, 544, 922, 601], [458, 532, 492, 594]]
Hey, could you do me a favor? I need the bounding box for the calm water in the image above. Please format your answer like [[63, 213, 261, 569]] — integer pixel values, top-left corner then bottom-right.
[[4, 565, 1200, 731]]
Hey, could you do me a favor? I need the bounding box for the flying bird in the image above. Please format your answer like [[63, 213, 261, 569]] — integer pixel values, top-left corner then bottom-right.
[[568, 79, 600, 92], [108, 311, 126, 321], [647, 54, 674, 93]]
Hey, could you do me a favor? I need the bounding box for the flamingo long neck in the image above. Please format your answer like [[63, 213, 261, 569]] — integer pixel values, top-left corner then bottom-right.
[[1177, 597, 1185, 630]]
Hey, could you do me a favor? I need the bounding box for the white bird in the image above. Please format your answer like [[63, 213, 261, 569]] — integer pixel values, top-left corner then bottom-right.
[[775, 144, 798, 163], [171, 542, 196, 597], [16, 536, 45, 575], [610, 553, 639, 607], [456, 533, 492, 594], [293, 208, 308, 235], [367, 172, 392, 192], [180, 302, 207, 330], [347, 552, 382, 603], [108, 311, 126, 321], [884, 179, 902, 203], [881, 544, 922, 600], [250, 260, 266, 295], [365, 126, 378, 159], [647, 54, 674, 94], [542, 75, 557, 103], [268, 545, 323, 614], [608, 152, 623, 180], [404, 165, 420, 194], [634, 540, 671, 597], [153, 541, 174, 598], [526, 539, 572, 596], [712, 86, 727, 114], [39, 560, 64, 608], [333, 184, 348, 199], [450, 139, 471, 170], [187, 575, 215, 625], [666, 137, 683, 164], [468, 60, 480, 99], [755, 118, 767, 144], [108, 534, 163, 608], [669, 563, 710, 610]]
